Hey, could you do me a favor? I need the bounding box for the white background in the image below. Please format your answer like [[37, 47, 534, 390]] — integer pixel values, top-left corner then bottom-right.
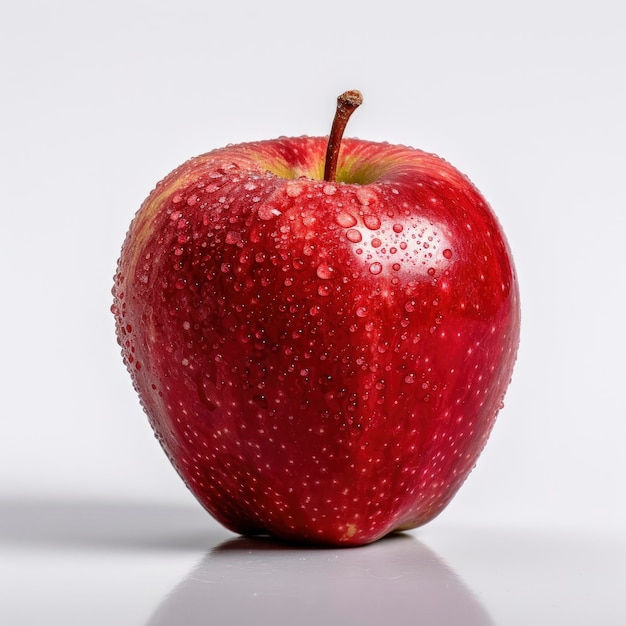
[[1, 1, 625, 624]]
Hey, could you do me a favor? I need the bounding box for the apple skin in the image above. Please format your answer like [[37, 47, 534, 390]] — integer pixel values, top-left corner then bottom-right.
[[112, 136, 520, 546]]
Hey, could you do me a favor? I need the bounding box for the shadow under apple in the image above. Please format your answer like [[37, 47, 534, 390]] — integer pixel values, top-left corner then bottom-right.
[[146, 532, 494, 626], [0, 497, 226, 551]]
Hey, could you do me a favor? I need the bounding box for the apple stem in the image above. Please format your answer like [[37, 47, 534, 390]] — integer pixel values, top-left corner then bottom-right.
[[323, 90, 363, 182]]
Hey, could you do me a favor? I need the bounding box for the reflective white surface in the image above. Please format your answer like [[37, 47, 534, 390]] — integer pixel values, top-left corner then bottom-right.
[[2, 499, 624, 625]]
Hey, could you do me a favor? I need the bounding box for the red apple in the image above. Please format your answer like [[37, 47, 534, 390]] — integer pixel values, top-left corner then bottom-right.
[[112, 91, 520, 546]]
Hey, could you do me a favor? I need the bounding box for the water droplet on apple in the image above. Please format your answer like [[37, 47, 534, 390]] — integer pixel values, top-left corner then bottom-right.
[[405, 300, 416, 312], [300, 211, 316, 227], [318, 284, 331, 297], [258, 205, 281, 220], [286, 181, 305, 198], [404, 373, 416, 384], [323, 184, 337, 195], [225, 231, 241, 245], [393, 223, 404, 233], [363, 215, 381, 230], [316, 263, 334, 279], [356, 187, 377, 206], [356, 307, 367, 317], [346, 229, 362, 243], [443, 248, 453, 259], [336, 211, 357, 228], [369, 262, 383, 275], [371, 238, 382, 248]]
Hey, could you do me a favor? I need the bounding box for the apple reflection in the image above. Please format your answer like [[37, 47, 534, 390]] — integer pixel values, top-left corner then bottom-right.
[[146, 532, 493, 626]]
